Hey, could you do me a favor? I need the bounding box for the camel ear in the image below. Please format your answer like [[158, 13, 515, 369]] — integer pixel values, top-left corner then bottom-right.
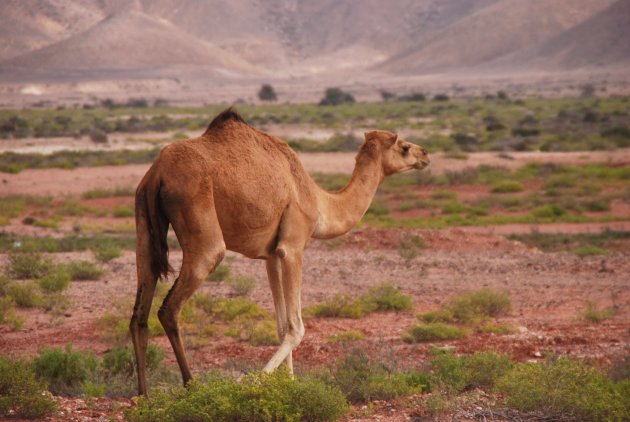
[[364, 131, 398, 148], [384, 132, 398, 148], [364, 131, 378, 141]]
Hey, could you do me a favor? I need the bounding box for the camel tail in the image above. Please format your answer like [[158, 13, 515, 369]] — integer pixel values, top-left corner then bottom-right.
[[136, 175, 171, 280]]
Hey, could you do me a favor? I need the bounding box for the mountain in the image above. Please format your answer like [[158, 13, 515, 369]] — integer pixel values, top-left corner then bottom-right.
[[503, 0, 630, 70], [379, 0, 616, 74], [0, 0, 627, 85]]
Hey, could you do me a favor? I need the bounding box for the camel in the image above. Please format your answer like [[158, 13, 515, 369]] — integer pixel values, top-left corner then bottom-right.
[[130, 108, 429, 396]]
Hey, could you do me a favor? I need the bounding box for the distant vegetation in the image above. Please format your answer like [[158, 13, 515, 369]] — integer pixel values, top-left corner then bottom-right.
[[1, 96, 629, 166], [258, 84, 278, 102], [319, 87, 356, 106]]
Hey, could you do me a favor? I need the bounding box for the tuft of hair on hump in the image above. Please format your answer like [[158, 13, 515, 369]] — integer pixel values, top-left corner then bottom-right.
[[204, 107, 248, 134]]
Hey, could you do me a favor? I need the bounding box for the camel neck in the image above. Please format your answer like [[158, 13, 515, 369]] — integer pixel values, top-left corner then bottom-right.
[[312, 152, 383, 239]]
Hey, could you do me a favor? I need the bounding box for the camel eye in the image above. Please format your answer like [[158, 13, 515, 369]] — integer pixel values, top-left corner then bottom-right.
[[402, 145, 410, 156]]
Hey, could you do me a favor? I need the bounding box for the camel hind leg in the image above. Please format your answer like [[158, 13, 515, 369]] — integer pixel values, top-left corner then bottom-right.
[[130, 215, 160, 396], [158, 196, 225, 385]]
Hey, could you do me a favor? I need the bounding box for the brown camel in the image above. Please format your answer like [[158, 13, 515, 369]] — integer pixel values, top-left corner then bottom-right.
[[130, 108, 429, 395]]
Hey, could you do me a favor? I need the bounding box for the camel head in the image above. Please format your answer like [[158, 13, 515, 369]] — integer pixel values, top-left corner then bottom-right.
[[363, 130, 430, 176]]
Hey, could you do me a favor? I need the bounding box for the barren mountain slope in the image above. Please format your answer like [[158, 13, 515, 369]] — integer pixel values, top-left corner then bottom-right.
[[507, 0, 630, 70], [0, 0, 105, 61], [0, 0, 627, 83], [1, 9, 260, 76], [380, 0, 616, 74]]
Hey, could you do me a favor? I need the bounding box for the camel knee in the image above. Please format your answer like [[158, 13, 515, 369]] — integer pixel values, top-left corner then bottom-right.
[[286, 322, 305, 347]]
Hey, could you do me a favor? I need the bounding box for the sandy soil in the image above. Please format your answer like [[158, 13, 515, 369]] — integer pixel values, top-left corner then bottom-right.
[[1, 227, 629, 421], [1, 149, 629, 421], [3, 148, 630, 196]]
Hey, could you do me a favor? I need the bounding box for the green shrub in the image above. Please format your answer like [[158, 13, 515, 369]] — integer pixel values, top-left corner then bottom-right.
[[319, 87, 355, 106], [243, 320, 279, 346], [8, 252, 53, 279], [6, 281, 42, 307], [213, 297, 266, 322], [310, 284, 412, 319], [430, 350, 513, 392], [309, 295, 366, 319], [126, 369, 348, 422], [582, 301, 616, 323], [573, 244, 608, 257], [496, 357, 630, 421], [447, 288, 511, 324], [228, 275, 256, 296], [92, 244, 123, 262], [207, 264, 231, 282], [331, 350, 429, 403], [32, 344, 99, 395], [38, 266, 71, 293], [0, 356, 56, 419], [532, 204, 567, 219], [113, 204, 134, 218], [102, 344, 164, 376], [421, 289, 511, 325], [403, 323, 467, 343], [359, 283, 412, 312], [65, 260, 105, 280], [491, 181, 524, 193], [397, 234, 426, 262]]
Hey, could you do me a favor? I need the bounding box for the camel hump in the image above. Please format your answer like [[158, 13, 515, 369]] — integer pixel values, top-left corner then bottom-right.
[[204, 107, 248, 134]]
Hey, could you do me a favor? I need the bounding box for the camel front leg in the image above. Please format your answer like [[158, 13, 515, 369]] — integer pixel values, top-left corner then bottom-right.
[[263, 250, 304, 372], [266, 256, 293, 372]]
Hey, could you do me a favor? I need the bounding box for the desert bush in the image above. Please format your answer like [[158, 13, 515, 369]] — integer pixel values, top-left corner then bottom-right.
[[433, 94, 449, 101], [82, 186, 135, 199], [113, 204, 134, 217], [89, 128, 108, 143], [366, 197, 389, 215], [447, 288, 511, 324], [573, 244, 607, 257], [8, 252, 53, 279], [38, 266, 71, 293], [309, 295, 365, 319], [242, 320, 279, 346], [92, 243, 123, 262], [228, 275, 256, 296], [310, 283, 412, 319], [6, 281, 42, 308], [398, 92, 426, 102], [491, 181, 524, 193], [430, 350, 513, 392], [32, 344, 99, 395], [102, 344, 164, 377], [207, 264, 231, 282], [65, 260, 105, 280], [397, 234, 426, 262], [319, 88, 355, 106], [258, 84, 277, 102], [0, 356, 56, 419], [331, 350, 429, 403], [403, 323, 467, 343], [359, 283, 413, 312], [582, 301, 615, 322], [496, 356, 630, 421], [126, 369, 348, 422], [532, 204, 567, 219], [212, 297, 266, 322], [420, 289, 510, 325]]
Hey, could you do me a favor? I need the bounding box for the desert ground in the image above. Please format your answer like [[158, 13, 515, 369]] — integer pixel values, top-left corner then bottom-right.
[[0, 123, 630, 421]]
